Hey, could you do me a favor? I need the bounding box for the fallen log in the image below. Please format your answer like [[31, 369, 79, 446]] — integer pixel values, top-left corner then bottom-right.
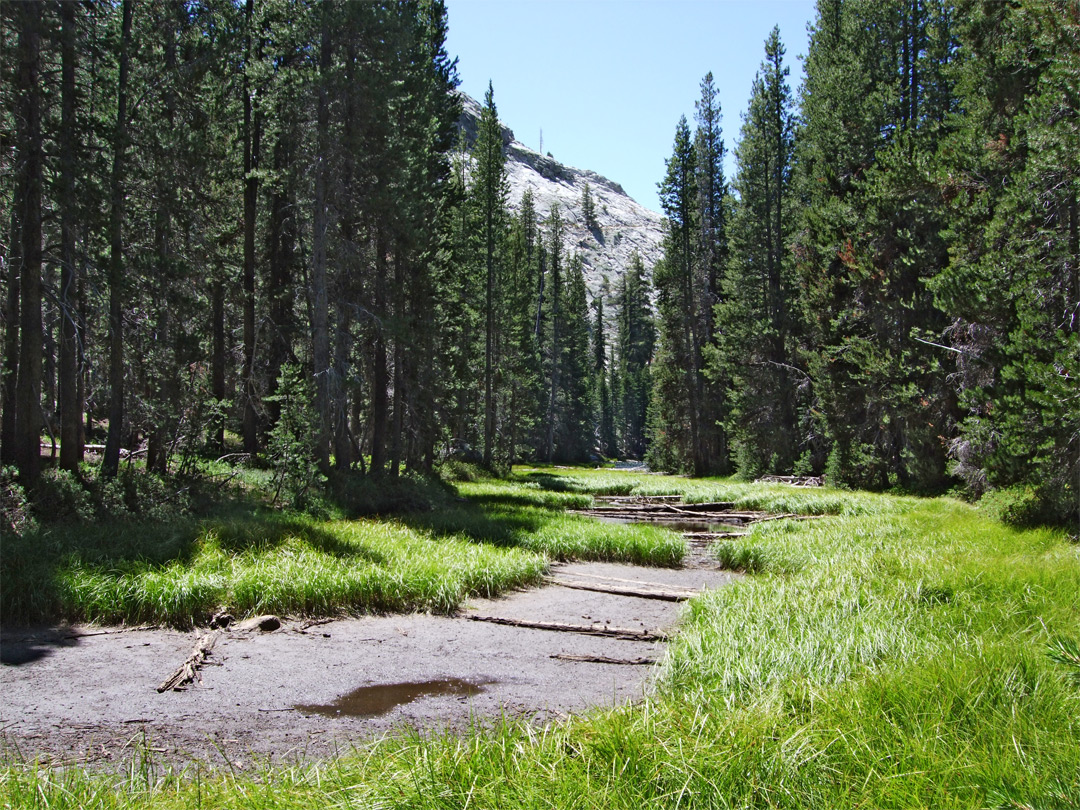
[[755, 475, 823, 487], [157, 630, 220, 692], [670, 502, 737, 512], [467, 615, 667, 641], [595, 494, 681, 503], [550, 579, 698, 602], [551, 653, 655, 665], [581, 504, 685, 515], [553, 570, 703, 590], [682, 531, 747, 539]]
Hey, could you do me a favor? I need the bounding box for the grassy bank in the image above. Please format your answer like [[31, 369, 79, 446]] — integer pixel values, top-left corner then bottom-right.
[[0, 470, 683, 627], [3, 469, 1078, 808]]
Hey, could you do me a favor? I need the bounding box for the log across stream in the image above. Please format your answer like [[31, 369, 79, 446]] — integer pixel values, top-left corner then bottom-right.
[[570, 494, 800, 534]]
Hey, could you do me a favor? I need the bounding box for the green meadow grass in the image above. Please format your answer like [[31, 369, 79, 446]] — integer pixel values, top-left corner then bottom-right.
[[1, 515, 548, 626], [3, 470, 1078, 808], [0, 471, 684, 627]]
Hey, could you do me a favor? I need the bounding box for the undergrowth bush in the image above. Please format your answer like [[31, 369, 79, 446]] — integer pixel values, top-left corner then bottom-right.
[[0, 466, 34, 536], [32, 468, 95, 522], [978, 485, 1059, 528], [330, 470, 453, 515], [439, 459, 486, 482]]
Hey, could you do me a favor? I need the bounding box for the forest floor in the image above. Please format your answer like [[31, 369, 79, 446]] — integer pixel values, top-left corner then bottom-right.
[[1, 561, 738, 769]]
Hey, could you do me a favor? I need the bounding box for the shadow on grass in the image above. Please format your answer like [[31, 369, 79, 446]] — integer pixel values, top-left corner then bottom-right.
[[397, 501, 548, 548], [0, 512, 388, 629]]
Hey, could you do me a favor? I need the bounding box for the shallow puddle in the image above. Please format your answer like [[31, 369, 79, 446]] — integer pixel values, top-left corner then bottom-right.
[[294, 678, 490, 718]]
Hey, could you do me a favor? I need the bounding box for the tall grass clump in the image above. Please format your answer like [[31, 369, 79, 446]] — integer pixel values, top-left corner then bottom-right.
[[2, 514, 547, 627]]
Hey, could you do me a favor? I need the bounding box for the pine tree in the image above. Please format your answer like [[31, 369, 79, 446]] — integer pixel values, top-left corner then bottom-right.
[[558, 254, 593, 461], [719, 26, 799, 477], [648, 115, 702, 473], [581, 181, 599, 232], [102, 0, 133, 479], [615, 253, 655, 459], [472, 82, 510, 469], [694, 71, 731, 474], [541, 203, 564, 461], [592, 290, 616, 457], [930, 0, 1078, 520], [795, 0, 958, 491], [8, 0, 45, 483], [502, 189, 543, 462]]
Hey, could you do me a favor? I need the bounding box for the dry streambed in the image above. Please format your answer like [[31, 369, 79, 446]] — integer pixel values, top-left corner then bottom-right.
[[0, 499, 762, 770]]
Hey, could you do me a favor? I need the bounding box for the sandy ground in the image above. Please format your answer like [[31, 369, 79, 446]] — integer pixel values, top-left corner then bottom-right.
[[0, 562, 738, 771]]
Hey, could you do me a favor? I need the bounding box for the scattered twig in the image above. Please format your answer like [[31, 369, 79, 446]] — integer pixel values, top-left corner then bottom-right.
[[549, 578, 699, 602], [467, 615, 667, 641], [551, 653, 655, 665], [299, 617, 335, 631], [65, 624, 159, 639]]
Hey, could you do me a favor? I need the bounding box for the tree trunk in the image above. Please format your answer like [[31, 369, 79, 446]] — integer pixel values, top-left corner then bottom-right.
[[266, 126, 296, 430], [102, 0, 133, 479], [13, 0, 44, 484], [1, 153, 22, 467], [211, 276, 225, 452], [58, 0, 82, 471], [370, 232, 389, 476], [310, 4, 333, 474], [241, 0, 261, 457], [333, 299, 353, 470]]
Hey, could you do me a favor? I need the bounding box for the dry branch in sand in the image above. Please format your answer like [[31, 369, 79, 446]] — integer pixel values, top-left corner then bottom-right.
[[157, 630, 220, 692], [467, 615, 667, 641]]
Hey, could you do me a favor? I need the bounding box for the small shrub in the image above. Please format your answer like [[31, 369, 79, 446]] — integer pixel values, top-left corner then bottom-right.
[[88, 473, 132, 520], [118, 469, 190, 521], [0, 466, 34, 536], [267, 363, 324, 508], [979, 485, 1049, 528], [440, 459, 485, 483], [331, 470, 451, 515], [31, 468, 94, 523]]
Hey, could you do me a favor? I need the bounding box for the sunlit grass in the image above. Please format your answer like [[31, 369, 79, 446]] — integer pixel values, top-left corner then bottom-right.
[[513, 464, 922, 516], [2, 514, 547, 627]]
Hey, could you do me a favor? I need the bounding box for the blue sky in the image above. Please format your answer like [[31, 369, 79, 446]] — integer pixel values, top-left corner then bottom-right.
[[445, 0, 818, 214]]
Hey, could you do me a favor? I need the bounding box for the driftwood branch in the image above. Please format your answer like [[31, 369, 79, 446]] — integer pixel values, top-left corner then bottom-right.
[[157, 630, 220, 692], [551, 653, 655, 665], [549, 578, 699, 602], [467, 615, 667, 641]]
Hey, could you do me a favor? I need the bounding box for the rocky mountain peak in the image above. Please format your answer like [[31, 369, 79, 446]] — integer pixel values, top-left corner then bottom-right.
[[457, 93, 665, 301]]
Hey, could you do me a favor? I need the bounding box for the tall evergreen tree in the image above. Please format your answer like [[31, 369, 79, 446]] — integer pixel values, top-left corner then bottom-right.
[[694, 71, 731, 474], [558, 253, 593, 461], [472, 82, 509, 469], [795, 0, 958, 490], [648, 115, 703, 473], [931, 0, 1078, 520], [614, 252, 654, 459], [541, 203, 564, 461], [592, 290, 616, 457], [718, 26, 799, 477]]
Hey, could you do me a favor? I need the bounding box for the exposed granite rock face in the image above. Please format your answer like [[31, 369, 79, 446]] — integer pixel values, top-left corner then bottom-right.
[[458, 93, 665, 300]]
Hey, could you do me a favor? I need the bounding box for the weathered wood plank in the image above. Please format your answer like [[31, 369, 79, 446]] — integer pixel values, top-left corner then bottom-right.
[[467, 615, 667, 641], [551, 653, 655, 665]]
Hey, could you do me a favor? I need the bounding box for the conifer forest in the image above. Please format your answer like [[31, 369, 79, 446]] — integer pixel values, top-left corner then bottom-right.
[[2, 0, 1077, 525]]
